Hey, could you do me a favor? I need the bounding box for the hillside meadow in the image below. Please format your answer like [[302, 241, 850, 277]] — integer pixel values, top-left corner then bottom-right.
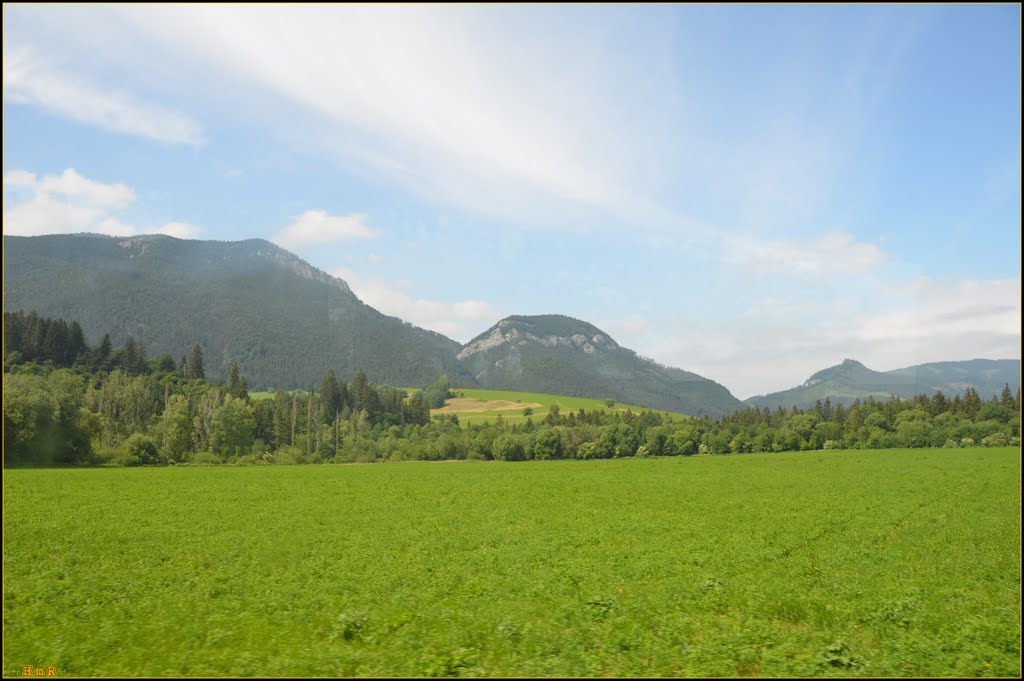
[[3, 447, 1020, 677], [429, 388, 682, 426]]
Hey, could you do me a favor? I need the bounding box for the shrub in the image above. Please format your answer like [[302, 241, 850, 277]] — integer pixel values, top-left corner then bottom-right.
[[981, 433, 1010, 447], [492, 434, 526, 461], [191, 451, 223, 465], [125, 433, 161, 465]]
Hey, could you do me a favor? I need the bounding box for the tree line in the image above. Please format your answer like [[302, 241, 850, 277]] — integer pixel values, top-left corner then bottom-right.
[[3, 311, 1020, 467]]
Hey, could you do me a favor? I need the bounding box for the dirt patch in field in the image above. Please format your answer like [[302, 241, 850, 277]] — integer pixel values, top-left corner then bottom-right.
[[433, 398, 544, 414]]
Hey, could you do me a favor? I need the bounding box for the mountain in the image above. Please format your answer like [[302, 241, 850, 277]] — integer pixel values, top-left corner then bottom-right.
[[457, 315, 744, 417], [3, 234, 466, 390], [745, 358, 1021, 411], [4, 234, 744, 417]]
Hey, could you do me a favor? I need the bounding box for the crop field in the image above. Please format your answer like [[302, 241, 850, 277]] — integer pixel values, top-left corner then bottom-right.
[[3, 447, 1020, 677], [430, 388, 680, 425]]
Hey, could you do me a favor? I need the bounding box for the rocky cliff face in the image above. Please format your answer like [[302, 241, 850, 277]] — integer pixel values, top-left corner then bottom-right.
[[458, 318, 617, 361]]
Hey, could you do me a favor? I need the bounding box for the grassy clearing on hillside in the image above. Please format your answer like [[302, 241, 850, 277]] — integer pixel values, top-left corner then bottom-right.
[[430, 388, 681, 425], [3, 448, 1019, 677]]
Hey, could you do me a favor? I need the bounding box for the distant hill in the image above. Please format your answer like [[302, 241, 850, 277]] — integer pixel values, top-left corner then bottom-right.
[[745, 358, 1021, 411], [3, 234, 466, 389], [457, 315, 744, 417]]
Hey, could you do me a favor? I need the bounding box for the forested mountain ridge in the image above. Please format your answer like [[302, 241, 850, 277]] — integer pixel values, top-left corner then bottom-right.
[[745, 358, 1021, 411], [3, 234, 467, 390], [4, 235, 746, 416], [458, 315, 744, 417]]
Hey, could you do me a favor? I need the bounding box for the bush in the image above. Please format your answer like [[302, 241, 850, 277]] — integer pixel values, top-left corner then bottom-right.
[[125, 433, 161, 465], [533, 429, 563, 460], [981, 433, 1010, 447], [492, 434, 526, 461], [190, 451, 223, 465], [110, 448, 140, 467]]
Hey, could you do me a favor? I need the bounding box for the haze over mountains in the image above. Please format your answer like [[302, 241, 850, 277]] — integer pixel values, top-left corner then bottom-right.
[[745, 358, 1020, 411], [4, 234, 1018, 417]]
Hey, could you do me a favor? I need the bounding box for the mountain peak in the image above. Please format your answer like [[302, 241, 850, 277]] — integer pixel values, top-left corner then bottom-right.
[[459, 314, 618, 361], [803, 359, 871, 387]]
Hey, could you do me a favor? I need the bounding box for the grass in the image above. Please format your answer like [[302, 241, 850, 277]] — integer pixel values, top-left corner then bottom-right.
[[429, 388, 682, 426], [3, 447, 1020, 677]]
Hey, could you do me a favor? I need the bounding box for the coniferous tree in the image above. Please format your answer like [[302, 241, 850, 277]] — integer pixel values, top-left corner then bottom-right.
[[1000, 383, 1015, 410], [68, 321, 87, 364], [122, 337, 146, 375], [320, 369, 342, 425], [228, 363, 242, 398], [94, 333, 113, 371], [185, 344, 205, 380]]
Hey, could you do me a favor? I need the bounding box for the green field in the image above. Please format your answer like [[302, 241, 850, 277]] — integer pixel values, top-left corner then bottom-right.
[[430, 388, 682, 425], [3, 448, 1020, 677]]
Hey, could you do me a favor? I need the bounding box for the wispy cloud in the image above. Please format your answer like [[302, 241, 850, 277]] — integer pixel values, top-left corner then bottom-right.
[[272, 211, 376, 250], [31, 5, 667, 229], [3, 167, 203, 239], [333, 267, 500, 341], [725, 230, 888, 274], [3, 45, 204, 147], [650, 275, 1020, 399]]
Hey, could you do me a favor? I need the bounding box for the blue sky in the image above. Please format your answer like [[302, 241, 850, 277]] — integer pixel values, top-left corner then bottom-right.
[[3, 5, 1020, 399]]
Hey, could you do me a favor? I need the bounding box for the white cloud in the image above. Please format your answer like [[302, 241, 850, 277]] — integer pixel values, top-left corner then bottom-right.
[[332, 267, 500, 341], [855, 277, 1020, 343], [3, 167, 203, 239], [4, 193, 102, 235], [30, 5, 664, 229], [3, 45, 204, 147], [272, 211, 376, 250], [725, 230, 887, 274], [649, 275, 1020, 400], [155, 221, 203, 239], [95, 217, 136, 237], [3, 169, 37, 188], [39, 168, 136, 209], [3, 168, 131, 235]]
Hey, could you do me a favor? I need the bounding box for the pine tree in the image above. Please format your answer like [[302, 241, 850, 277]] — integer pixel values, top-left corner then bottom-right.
[[320, 369, 342, 425], [185, 344, 205, 380], [122, 337, 140, 374], [94, 333, 113, 370], [228, 363, 241, 398], [962, 387, 982, 419], [68, 321, 87, 364], [1000, 383, 1015, 410]]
